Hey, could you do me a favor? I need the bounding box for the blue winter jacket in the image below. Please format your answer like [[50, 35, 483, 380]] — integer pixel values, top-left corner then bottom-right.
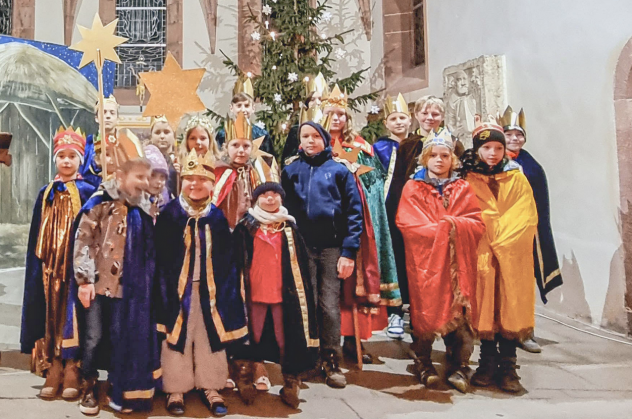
[[282, 147, 363, 259]]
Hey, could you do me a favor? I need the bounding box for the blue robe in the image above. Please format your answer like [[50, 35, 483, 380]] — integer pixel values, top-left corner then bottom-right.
[[20, 180, 96, 355], [79, 134, 102, 188], [154, 199, 248, 354], [514, 149, 563, 302], [373, 137, 400, 201], [62, 191, 160, 411]]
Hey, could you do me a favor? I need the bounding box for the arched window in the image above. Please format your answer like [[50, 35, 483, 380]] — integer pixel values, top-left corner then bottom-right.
[[412, 0, 425, 67], [114, 0, 167, 88], [0, 0, 11, 35]]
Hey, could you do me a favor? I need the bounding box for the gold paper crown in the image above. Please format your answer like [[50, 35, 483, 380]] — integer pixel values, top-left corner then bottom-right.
[[55, 125, 86, 140], [322, 84, 348, 109], [150, 115, 170, 129], [384, 93, 410, 117], [185, 115, 214, 136], [304, 72, 330, 97], [299, 106, 325, 125], [251, 155, 280, 187], [233, 76, 255, 98], [225, 112, 253, 142], [95, 94, 119, 111], [423, 127, 454, 151], [497, 106, 526, 135], [181, 148, 216, 181]]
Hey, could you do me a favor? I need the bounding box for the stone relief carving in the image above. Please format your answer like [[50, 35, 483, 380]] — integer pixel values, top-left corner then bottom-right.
[[443, 55, 506, 148]]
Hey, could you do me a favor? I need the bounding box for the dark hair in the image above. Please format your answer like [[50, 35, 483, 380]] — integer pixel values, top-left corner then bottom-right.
[[231, 93, 254, 105], [118, 158, 151, 174]]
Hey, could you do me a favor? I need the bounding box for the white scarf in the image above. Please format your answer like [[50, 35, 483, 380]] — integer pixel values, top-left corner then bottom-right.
[[248, 204, 296, 225]]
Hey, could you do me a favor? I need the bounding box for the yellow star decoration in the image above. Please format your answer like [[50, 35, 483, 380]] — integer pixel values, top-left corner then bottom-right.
[[70, 14, 127, 68], [332, 141, 373, 176], [140, 52, 207, 129]]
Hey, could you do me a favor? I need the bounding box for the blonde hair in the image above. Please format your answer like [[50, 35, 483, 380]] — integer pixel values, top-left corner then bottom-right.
[[418, 144, 459, 171], [178, 124, 221, 163], [414, 95, 446, 116]]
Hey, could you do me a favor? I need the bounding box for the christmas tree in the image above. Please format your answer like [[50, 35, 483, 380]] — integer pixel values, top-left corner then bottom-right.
[[209, 0, 379, 157]]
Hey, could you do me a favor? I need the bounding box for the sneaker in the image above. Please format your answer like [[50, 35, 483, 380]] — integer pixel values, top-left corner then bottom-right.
[[321, 351, 347, 389], [166, 393, 185, 416], [202, 389, 227, 417], [386, 314, 405, 340], [108, 399, 133, 414], [79, 377, 99, 416], [518, 337, 542, 354]]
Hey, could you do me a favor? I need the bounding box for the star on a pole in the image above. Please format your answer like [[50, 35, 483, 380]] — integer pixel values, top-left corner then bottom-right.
[[140, 52, 207, 129], [70, 14, 127, 68]]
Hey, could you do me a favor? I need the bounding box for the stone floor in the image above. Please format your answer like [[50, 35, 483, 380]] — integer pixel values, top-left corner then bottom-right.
[[2, 267, 632, 419]]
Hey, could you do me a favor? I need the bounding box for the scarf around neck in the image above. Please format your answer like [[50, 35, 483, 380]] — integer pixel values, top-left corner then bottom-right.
[[248, 204, 296, 225]]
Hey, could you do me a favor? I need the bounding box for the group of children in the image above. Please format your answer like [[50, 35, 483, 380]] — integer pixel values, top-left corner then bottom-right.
[[19, 73, 561, 416]]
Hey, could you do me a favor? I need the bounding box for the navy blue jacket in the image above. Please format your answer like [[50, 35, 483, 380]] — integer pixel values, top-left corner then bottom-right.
[[282, 147, 363, 258]]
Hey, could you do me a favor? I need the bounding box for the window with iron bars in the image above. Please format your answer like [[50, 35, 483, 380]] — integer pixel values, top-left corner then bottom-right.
[[115, 0, 166, 88], [0, 0, 11, 36]]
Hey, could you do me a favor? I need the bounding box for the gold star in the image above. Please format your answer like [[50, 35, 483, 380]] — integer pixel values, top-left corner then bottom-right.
[[140, 52, 207, 129], [70, 14, 127, 68], [332, 141, 373, 175]]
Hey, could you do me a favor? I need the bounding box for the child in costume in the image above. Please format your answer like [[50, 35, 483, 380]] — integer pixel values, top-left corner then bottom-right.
[[282, 120, 363, 389], [71, 131, 160, 415], [149, 115, 180, 198], [396, 128, 485, 393], [232, 180, 319, 408], [373, 93, 414, 340], [20, 127, 95, 400], [499, 106, 563, 354], [155, 149, 248, 417], [322, 86, 400, 362], [80, 95, 120, 187], [144, 144, 171, 218], [215, 77, 275, 155], [460, 118, 538, 393], [178, 114, 222, 162]]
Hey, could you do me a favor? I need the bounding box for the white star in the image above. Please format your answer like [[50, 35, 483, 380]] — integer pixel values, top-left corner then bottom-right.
[[370, 105, 380, 114], [288, 72, 298, 82], [262, 4, 272, 15], [255, 121, 266, 129], [251, 31, 261, 41], [335, 48, 346, 59], [274, 93, 282, 102], [321, 11, 333, 23]]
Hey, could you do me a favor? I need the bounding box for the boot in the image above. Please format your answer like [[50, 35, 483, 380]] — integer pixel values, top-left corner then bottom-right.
[[471, 339, 498, 387], [279, 375, 301, 409], [231, 360, 257, 405], [61, 360, 80, 399], [447, 366, 470, 393], [40, 357, 63, 399], [498, 357, 525, 393], [342, 337, 373, 364], [321, 350, 346, 389], [79, 376, 99, 415], [411, 337, 439, 387]]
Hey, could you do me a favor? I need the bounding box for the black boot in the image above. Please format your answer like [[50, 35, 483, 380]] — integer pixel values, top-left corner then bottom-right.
[[231, 360, 257, 404], [321, 350, 346, 389], [411, 337, 439, 387], [471, 339, 498, 387], [498, 337, 524, 393], [342, 337, 373, 364], [79, 375, 99, 415]]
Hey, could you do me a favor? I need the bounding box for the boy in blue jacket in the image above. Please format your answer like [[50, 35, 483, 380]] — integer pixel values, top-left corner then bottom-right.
[[281, 121, 363, 389]]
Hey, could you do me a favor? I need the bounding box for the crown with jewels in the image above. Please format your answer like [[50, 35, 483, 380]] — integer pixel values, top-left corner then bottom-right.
[[497, 105, 526, 136], [233, 75, 255, 98], [181, 148, 216, 181], [322, 84, 348, 110], [225, 112, 253, 142], [299, 106, 325, 125], [422, 127, 455, 151], [384, 93, 410, 117], [304, 72, 330, 98], [53, 126, 87, 156], [185, 114, 214, 136]]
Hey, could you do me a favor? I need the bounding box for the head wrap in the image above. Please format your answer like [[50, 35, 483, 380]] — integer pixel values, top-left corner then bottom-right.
[[143, 144, 169, 176]]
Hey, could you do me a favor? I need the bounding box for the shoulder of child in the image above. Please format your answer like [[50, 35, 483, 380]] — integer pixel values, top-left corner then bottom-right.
[[284, 155, 300, 166]]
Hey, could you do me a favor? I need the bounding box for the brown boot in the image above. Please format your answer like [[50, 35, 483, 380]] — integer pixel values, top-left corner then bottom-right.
[[280, 375, 301, 409], [40, 358, 63, 399], [231, 360, 257, 405], [61, 360, 80, 399], [79, 376, 99, 415]]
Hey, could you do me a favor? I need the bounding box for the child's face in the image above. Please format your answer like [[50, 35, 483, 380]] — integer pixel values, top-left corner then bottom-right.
[[323, 107, 347, 133], [95, 102, 119, 133], [182, 175, 215, 201], [257, 191, 282, 213], [148, 171, 167, 195], [416, 104, 443, 132], [504, 129, 526, 153], [478, 141, 505, 167], [117, 165, 151, 199], [227, 139, 252, 166], [299, 125, 325, 156], [426, 145, 452, 178], [308, 92, 323, 108], [151, 122, 175, 155], [385, 112, 411, 137], [230, 100, 254, 119], [187, 127, 210, 156], [55, 149, 81, 179]]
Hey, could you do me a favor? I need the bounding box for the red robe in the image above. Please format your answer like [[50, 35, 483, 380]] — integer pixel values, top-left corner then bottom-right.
[[396, 177, 485, 337]]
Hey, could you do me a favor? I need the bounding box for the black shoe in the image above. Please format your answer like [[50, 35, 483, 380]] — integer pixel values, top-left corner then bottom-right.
[[166, 393, 185, 416], [498, 357, 525, 393], [321, 350, 346, 389], [342, 338, 374, 364], [413, 359, 440, 387], [79, 377, 99, 416], [472, 341, 498, 388]]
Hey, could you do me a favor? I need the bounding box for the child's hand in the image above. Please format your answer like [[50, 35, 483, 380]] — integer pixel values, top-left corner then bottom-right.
[[78, 284, 96, 308], [173, 162, 181, 173], [337, 257, 355, 280]]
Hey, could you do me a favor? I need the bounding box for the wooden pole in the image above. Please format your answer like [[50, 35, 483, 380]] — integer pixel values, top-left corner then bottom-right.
[[352, 304, 363, 369], [96, 48, 107, 180]]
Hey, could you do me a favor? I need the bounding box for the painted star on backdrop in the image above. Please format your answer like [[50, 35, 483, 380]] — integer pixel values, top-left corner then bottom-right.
[[70, 14, 127, 68], [140, 52, 207, 129]]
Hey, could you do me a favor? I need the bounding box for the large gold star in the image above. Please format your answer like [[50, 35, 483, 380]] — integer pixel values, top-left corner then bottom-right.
[[70, 14, 127, 68], [140, 52, 207, 129]]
